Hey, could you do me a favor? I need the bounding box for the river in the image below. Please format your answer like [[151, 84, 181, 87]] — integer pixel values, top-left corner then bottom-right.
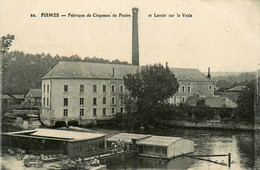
[[101, 128, 259, 170]]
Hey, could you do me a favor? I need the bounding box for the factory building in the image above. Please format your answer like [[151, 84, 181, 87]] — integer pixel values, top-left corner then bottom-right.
[[40, 7, 215, 127]]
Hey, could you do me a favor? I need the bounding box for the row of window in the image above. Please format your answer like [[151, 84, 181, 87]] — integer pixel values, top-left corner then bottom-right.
[[168, 96, 186, 104], [64, 97, 124, 106], [177, 86, 191, 93], [63, 107, 124, 117], [63, 84, 124, 93], [43, 97, 49, 106], [177, 85, 212, 93], [43, 85, 50, 93]]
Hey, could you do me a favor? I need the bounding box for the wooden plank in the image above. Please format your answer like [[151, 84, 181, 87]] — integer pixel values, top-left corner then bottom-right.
[[187, 154, 228, 157]]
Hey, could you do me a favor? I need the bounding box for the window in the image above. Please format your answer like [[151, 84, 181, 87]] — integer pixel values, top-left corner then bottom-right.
[[64, 109, 68, 116], [120, 107, 124, 114], [64, 98, 68, 106], [43, 97, 45, 106], [103, 108, 106, 115], [93, 85, 97, 93], [187, 86, 191, 93], [80, 98, 84, 105], [177, 87, 180, 93], [47, 85, 49, 93], [64, 85, 68, 93], [111, 85, 115, 93], [103, 98, 106, 104], [111, 107, 115, 114], [93, 108, 97, 117], [93, 98, 97, 105], [176, 96, 180, 104], [120, 85, 124, 93], [112, 97, 115, 105], [182, 86, 185, 93], [44, 85, 45, 93], [103, 85, 106, 92], [182, 96, 186, 103], [47, 98, 49, 106], [80, 85, 84, 92], [80, 109, 84, 116], [120, 96, 124, 104], [209, 85, 212, 90]]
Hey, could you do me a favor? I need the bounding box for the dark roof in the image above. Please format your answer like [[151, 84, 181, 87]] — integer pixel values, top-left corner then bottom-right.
[[28, 89, 42, 98], [42, 61, 212, 82], [186, 96, 237, 108], [227, 86, 246, 92]]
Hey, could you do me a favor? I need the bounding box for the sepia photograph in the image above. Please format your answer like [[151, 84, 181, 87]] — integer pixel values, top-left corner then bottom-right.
[[0, 0, 260, 169]]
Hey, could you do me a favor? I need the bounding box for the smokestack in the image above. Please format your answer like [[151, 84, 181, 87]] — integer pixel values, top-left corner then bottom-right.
[[207, 67, 211, 79], [132, 8, 139, 66]]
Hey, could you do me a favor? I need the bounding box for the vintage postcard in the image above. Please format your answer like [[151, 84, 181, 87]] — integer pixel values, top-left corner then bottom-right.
[[0, 0, 259, 169]]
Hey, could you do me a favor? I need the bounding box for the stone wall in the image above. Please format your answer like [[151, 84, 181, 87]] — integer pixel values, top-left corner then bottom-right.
[[162, 120, 254, 131]]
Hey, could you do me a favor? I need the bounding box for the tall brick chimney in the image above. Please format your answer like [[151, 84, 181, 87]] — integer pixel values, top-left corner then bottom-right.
[[132, 8, 139, 66]]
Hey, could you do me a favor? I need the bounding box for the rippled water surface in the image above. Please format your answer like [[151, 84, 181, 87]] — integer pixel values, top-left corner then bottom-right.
[[102, 128, 259, 170]]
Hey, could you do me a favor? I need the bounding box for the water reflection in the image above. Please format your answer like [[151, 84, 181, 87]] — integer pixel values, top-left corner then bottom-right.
[[104, 128, 259, 169]]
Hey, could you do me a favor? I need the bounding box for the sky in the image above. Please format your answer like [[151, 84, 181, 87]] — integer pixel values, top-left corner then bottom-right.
[[0, 0, 260, 72]]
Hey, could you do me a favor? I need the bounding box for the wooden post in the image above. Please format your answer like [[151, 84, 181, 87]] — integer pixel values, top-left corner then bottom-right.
[[228, 153, 231, 168]]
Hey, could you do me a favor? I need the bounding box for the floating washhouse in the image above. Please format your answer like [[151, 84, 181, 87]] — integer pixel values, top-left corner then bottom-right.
[[137, 136, 194, 159], [2, 128, 105, 156], [105, 133, 151, 147]]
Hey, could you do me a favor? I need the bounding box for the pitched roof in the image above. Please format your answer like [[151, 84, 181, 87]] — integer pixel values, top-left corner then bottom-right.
[[28, 89, 42, 98], [186, 96, 237, 108], [7, 128, 105, 141], [137, 136, 182, 147], [227, 86, 246, 92], [42, 61, 211, 82], [106, 133, 151, 143], [13, 95, 25, 99]]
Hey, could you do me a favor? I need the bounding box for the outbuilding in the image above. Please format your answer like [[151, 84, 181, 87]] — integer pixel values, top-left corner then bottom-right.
[[24, 89, 42, 106], [106, 133, 151, 148], [2, 128, 105, 156], [137, 136, 194, 159]]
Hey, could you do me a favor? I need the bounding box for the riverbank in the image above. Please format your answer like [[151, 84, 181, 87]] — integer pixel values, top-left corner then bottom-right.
[[162, 120, 254, 131]]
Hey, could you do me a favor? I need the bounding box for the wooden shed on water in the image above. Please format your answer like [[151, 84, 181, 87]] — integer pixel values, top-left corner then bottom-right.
[[137, 136, 194, 159], [105, 133, 151, 148], [2, 128, 105, 156]]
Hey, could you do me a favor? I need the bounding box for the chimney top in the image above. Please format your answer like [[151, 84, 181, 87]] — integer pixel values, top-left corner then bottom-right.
[[207, 67, 211, 79]]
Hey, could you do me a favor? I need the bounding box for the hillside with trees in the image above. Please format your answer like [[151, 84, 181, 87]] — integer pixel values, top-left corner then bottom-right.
[[3, 51, 130, 95]]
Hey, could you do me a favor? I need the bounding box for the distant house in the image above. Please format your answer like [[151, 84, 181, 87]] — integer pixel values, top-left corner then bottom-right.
[[186, 96, 237, 109], [12, 95, 25, 105], [2, 95, 13, 105], [24, 89, 42, 106], [227, 86, 246, 92], [215, 85, 246, 103]]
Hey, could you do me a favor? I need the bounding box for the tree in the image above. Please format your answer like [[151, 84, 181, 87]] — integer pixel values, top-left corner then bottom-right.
[[1, 34, 15, 51], [216, 80, 232, 91], [235, 80, 255, 122], [123, 64, 179, 129]]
